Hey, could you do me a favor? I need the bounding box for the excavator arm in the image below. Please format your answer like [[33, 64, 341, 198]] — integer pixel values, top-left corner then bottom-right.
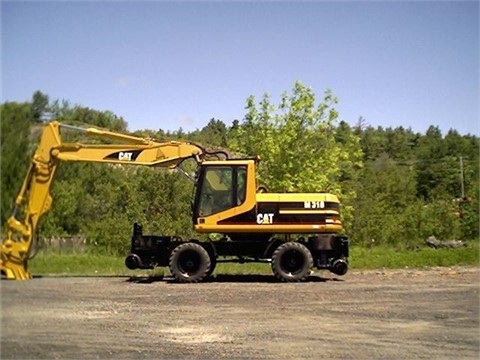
[[0, 121, 226, 280]]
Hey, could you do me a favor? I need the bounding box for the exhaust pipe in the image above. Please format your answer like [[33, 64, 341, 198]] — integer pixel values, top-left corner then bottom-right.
[[125, 253, 143, 270], [331, 259, 348, 275]]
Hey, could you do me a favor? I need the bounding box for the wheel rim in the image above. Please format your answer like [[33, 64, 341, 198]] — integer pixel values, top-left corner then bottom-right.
[[178, 250, 201, 276], [280, 250, 305, 275]]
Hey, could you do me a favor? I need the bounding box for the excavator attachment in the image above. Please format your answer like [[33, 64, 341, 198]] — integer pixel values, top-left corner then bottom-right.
[[1, 206, 37, 279], [1, 121, 224, 280], [1, 240, 32, 280], [1, 160, 52, 280]]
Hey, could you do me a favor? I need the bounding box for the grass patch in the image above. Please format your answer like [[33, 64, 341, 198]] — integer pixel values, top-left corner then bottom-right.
[[29, 253, 162, 277], [29, 253, 272, 277], [350, 242, 479, 269], [28, 243, 479, 277], [214, 262, 271, 275]]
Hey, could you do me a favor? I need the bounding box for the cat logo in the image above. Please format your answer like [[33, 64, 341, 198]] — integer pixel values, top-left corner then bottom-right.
[[118, 152, 133, 161], [256, 213, 274, 225]]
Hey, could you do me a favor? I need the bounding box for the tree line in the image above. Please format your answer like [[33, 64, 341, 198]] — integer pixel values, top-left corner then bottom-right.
[[1, 84, 478, 255]]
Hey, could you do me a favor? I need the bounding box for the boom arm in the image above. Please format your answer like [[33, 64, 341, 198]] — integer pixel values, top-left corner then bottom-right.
[[0, 121, 226, 279]]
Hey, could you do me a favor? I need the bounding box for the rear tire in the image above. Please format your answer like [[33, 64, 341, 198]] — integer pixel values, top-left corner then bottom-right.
[[271, 242, 313, 282], [169, 243, 211, 283]]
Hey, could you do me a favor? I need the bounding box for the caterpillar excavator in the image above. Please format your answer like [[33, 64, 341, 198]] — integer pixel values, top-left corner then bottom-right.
[[1, 121, 349, 282]]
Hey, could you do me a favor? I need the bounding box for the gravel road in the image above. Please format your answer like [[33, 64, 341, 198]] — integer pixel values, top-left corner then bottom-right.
[[1, 266, 479, 359]]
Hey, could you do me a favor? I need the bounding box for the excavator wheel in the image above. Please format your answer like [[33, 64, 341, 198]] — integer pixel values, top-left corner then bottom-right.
[[205, 255, 217, 279], [271, 242, 313, 282], [169, 242, 211, 283]]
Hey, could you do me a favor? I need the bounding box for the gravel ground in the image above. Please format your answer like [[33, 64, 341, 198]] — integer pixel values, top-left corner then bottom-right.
[[1, 266, 479, 359]]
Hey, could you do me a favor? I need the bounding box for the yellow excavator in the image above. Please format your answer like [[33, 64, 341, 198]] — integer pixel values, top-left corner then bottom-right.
[[1, 121, 349, 282]]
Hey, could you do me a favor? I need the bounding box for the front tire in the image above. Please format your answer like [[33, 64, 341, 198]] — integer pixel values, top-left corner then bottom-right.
[[205, 256, 217, 279], [169, 243, 211, 283], [271, 242, 313, 282]]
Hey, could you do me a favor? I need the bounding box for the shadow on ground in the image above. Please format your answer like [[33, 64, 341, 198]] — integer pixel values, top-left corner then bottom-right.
[[126, 273, 343, 284]]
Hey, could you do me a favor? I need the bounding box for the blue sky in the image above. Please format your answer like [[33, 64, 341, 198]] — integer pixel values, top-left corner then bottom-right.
[[2, 1, 479, 135]]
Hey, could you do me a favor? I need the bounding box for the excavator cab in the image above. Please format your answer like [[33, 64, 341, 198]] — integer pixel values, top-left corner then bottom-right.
[[192, 159, 259, 233], [193, 163, 248, 218]]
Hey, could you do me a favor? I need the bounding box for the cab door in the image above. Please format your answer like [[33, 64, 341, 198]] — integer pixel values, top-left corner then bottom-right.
[[193, 165, 246, 217], [192, 161, 256, 232]]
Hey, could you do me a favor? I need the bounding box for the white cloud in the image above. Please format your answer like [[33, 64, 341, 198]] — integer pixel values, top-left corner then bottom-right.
[[114, 76, 133, 89], [176, 116, 195, 129], [114, 75, 150, 89]]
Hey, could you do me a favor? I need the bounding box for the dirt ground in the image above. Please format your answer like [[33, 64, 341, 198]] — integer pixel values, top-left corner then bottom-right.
[[1, 266, 479, 360]]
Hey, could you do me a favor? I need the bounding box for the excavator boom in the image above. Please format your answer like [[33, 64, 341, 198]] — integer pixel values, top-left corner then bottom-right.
[[0, 121, 225, 280]]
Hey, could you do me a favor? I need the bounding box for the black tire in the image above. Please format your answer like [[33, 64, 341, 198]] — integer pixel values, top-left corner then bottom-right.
[[169, 243, 211, 283], [271, 242, 313, 282], [206, 257, 217, 279]]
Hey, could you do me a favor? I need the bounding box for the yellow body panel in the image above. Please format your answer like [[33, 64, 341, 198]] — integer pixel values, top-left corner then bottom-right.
[[195, 223, 343, 234], [195, 186, 343, 234], [256, 192, 340, 203]]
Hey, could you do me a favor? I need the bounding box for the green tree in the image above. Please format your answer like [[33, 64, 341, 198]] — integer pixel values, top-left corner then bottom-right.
[[228, 81, 363, 227], [352, 154, 418, 247], [48, 99, 73, 119], [190, 118, 229, 148], [60, 106, 128, 131], [31, 90, 50, 123], [415, 126, 451, 200], [359, 126, 387, 161], [0, 102, 32, 227], [355, 124, 479, 244]]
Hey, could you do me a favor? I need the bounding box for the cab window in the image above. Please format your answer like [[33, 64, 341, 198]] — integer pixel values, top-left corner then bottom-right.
[[197, 166, 247, 217], [198, 167, 234, 217], [236, 166, 247, 205]]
